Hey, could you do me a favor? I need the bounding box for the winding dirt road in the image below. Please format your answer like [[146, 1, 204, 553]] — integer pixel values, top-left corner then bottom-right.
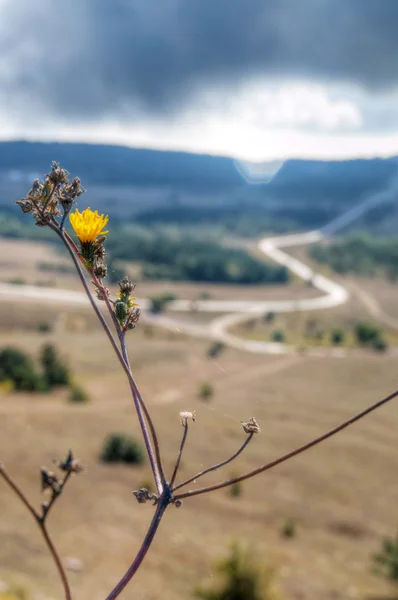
[[0, 179, 397, 354]]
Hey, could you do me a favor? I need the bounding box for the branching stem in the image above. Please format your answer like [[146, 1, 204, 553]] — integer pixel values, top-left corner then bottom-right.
[[169, 423, 189, 488], [173, 433, 253, 492], [174, 388, 398, 500], [0, 464, 72, 600]]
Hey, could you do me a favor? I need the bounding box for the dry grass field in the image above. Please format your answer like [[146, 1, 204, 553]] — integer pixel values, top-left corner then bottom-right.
[[0, 238, 398, 599]]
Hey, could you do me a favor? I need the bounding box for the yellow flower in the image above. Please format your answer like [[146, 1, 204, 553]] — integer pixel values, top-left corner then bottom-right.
[[69, 207, 109, 243]]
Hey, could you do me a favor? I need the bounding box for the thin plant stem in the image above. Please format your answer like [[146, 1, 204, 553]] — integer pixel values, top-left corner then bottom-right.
[[169, 423, 189, 488], [173, 433, 253, 493], [119, 333, 166, 490], [52, 224, 165, 493], [40, 524, 72, 600], [0, 464, 38, 521], [41, 470, 73, 522], [174, 388, 398, 500], [105, 500, 168, 600], [0, 465, 72, 600]]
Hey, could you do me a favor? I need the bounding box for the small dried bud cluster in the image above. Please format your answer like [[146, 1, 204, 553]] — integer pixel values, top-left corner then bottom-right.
[[241, 417, 261, 434], [16, 162, 84, 227], [40, 450, 83, 520], [133, 488, 158, 505], [114, 277, 140, 331]]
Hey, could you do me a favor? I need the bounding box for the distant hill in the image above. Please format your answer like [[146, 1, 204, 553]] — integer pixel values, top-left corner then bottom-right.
[[0, 141, 397, 233]]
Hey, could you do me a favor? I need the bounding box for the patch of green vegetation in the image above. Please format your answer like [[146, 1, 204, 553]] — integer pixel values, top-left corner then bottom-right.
[[100, 433, 145, 466], [310, 234, 398, 281], [195, 542, 278, 600]]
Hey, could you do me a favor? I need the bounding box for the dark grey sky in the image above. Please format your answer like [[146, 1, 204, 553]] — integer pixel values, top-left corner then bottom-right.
[[1, 0, 398, 159]]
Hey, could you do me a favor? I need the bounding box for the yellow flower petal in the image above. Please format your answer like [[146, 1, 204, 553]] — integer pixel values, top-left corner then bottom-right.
[[69, 207, 109, 243]]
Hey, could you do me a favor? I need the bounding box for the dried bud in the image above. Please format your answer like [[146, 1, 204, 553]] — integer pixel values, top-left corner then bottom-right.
[[133, 488, 158, 505], [241, 417, 260, 435], [126, 307, 140, 329], [15, 199, 33, 213], [40, 467, 60, 492], [174, 499, 182, 508], [57, 176, 84, 213], [118, 277, 135, 297], [93, 261, 107, 279], [93, 242, 106, 260], [55, 450, 83, 474], [180, 411, 196, 426], [47, 161, 69, 186], [94, 284, 110, 301], [27, 179, 43, 201]]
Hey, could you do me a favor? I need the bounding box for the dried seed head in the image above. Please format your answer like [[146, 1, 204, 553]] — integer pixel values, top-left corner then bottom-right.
[[93, 242, 106, 260], [174, 499, 183, 508], [93, 261, 107, 279], [118, 277, 135, 297], [15, 198, 33, 213], [126, 307, 140, 328], [133, 488, 158, 505], [180, 410, 196, 426], [40, 467, 60, 492], [27, 179, 43, 201], [241, 417, 260, 434], [47, 161, 69, 186], [55, 450, 84, 474]]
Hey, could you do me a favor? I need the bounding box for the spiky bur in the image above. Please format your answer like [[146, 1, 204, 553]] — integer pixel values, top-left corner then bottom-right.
[[114, 277, 140, 331]]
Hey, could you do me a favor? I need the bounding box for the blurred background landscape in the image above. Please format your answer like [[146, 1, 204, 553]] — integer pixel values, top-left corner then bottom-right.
[[1, 1, 398, 599]]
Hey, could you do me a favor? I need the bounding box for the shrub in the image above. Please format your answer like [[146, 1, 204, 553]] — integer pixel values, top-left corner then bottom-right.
[[372, 336, 388, 353], [373, 532, 398, 581], [330, 328, 345, 345], [207, 341, 225, 359], [37, 321, 53, 334], [198, 381, 214, 401], [0, 347, 46, 392], [354, 322, 382, 345], [40, 344, 70, 387], [149, 292, 177, 314], [264, 311, 275, 323], [195, 542, 276, 600], [101, 433, 145, 466], [271, 329, 286, 343], [281, 518, 296, 539], [68, 384, 89, 403]]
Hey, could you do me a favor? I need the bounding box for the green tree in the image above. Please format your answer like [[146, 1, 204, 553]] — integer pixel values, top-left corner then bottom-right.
[[100, 433, 145, 466], [271, 329, 286, 343], [330, 328, 345, 345], [40, 344, 70, 387], [354, 322, 382, 346], [0, 347, 45, 392]]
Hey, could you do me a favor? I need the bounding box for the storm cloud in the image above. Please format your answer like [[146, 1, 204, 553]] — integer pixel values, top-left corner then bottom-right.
[[1, 0, 398, 121]]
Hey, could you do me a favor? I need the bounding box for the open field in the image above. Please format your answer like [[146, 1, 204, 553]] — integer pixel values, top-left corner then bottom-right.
[[1, 298, 398, 599]]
